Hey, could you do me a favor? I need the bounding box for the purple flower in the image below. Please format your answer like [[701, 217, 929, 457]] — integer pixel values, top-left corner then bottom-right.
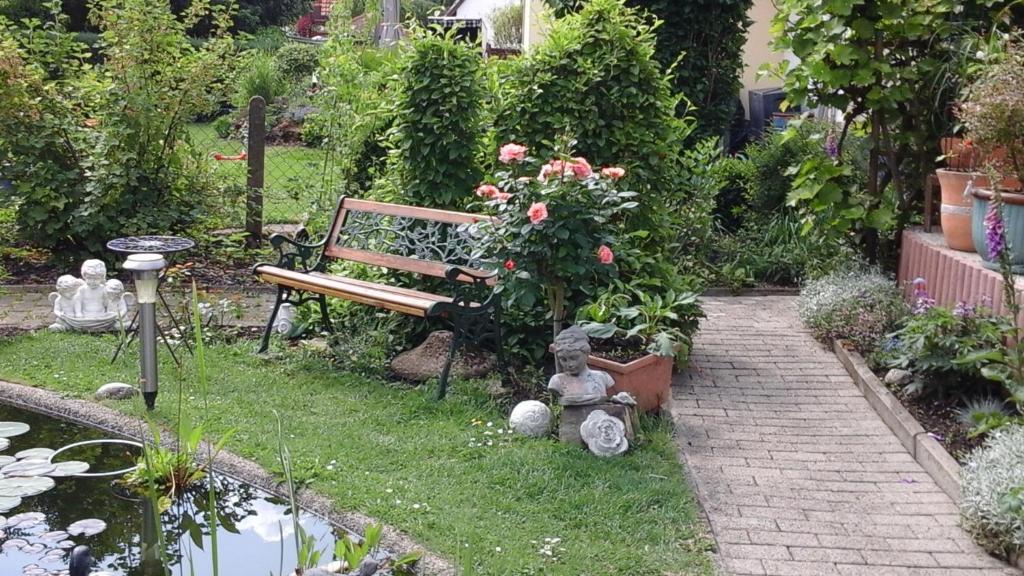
[[953, 301, 975, 318], [825, 133, 839, 159], [911, 278, 934, 314], [985, 202, 1007, 260]]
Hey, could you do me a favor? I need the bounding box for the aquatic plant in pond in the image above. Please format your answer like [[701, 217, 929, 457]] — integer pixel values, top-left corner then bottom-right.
[[0, 404, 340, 576]]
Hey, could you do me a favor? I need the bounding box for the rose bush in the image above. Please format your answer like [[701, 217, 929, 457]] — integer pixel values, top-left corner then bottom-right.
[[468, 142, 638, 341]]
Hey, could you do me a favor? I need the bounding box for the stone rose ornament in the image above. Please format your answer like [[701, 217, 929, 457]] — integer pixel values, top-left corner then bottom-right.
[[580, 410, 629, 457], [509, 400, 553, 438]]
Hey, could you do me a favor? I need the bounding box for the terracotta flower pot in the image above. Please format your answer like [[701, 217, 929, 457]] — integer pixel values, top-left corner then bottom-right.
[[971, 188, 1024, 273], [586, 353, 673, 413], [936, 169, 986, 252]]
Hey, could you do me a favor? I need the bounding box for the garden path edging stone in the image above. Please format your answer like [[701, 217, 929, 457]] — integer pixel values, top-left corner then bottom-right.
[[0, 378, 454, 576], [832, 340, 963, 504]]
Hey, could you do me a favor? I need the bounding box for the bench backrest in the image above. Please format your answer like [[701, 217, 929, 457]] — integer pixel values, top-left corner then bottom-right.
[[323, 197, 494, 283]]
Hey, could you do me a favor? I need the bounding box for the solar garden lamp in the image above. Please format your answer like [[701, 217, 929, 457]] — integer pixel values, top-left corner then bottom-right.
[[123, 253, 166, 410]]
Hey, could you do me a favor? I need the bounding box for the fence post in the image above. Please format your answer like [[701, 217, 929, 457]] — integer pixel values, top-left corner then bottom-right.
[[246, 96, 266, 248]]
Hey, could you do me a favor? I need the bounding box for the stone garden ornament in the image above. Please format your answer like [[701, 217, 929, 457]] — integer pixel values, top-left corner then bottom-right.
[[580, 410, 629, 457], [509, 400, 553, 437], [547, 326, 615, 406], [49, 260, 134, 332]]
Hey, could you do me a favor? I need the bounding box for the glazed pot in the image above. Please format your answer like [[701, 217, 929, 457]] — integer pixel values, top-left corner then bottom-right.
[[586, 352, 673, 413], [937, 169, 986, 252], [971, 188, 1024, 272]]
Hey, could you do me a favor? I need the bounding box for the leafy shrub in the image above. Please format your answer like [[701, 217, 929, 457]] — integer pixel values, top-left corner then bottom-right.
[[624, 0, 752, 141], [235, 51, 285, 108], [494, 0, 694, 243], [798, 270, 908, 353], [242, 26, 287, 53], [391, 28, 483, 209], [877, 303, 1007, 396], [0, 0, 237, 257], [212, 115, 233, 139], [274, 42, 321, 80], [962, 424, 1024, 559], [309, 19, 402, 204], [715, 212, 857, 288]]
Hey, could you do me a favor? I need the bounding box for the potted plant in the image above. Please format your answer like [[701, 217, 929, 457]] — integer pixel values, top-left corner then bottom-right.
[[937, 136, 986, 252], [959, 43, 1024, 269], [575, 287, 702, 412]]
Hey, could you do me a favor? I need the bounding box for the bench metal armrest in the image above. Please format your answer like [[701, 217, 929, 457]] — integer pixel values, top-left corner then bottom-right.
[[444, 265, 498, 286], [260, 228, 327, 273]]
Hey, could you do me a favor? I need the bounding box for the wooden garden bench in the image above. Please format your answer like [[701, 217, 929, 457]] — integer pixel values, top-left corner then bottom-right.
[[252, 197, 504, 399]]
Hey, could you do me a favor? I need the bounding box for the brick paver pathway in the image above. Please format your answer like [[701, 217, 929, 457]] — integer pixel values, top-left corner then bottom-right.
[[674, 296, 1019, 576]]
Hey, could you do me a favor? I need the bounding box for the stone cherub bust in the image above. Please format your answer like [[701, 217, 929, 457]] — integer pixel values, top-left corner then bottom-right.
[[48, 259, 133, 332], [547, 326, 615, 406]]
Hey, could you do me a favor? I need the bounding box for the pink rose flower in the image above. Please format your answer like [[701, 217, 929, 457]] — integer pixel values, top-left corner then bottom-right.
[[539, 160, 567, 183], [504, 259, 516, 270], [499, 143, 528, 164], [601, 166, 626, 180], [527, 202, 549, 224], [597, 245, 614, 264], [495, 192, 512, 202], [475, 184, 500, 199], [571, 157, 593, 179]]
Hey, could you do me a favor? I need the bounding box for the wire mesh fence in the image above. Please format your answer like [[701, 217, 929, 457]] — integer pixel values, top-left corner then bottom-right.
[[186, 96, 340, 239]]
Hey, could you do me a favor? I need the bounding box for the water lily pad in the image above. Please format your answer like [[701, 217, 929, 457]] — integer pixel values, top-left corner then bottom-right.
[[0, 438, 8, 451], [40, 548, 66, 564], [38, 530, 68, 542], [67, 518, 106, 537], [0, 476, 55, 498], [7, 511, 45, 528], [0, 456, 15, 466], [15, 448, 54, 461], [0, 422, 29, 438], [22, 564, 46, 576], [0, 496, 21, 513], [1, 460, 56, 478], [45, 461, 89, 478], [55, 539, 75, 549], [2, 537, 28, 551], [22, 542, 46, 554]]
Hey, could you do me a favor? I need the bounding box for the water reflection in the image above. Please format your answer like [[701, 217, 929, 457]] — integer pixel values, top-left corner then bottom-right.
[[0, 404, 339, 576]]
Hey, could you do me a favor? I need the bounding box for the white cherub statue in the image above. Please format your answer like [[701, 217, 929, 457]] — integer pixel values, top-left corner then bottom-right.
[[48, 259, 134, 332], [74, 259, 110, 318], [105, 279, 134, 321], [48, 275, 85, 331]]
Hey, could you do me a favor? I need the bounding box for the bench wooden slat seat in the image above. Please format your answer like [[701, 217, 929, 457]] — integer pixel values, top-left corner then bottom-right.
[[253, 197, 503, 399]]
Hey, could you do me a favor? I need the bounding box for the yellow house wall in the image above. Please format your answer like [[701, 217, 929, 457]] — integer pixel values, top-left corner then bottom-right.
[[522, 0, 549, 52], [740, 0, 786, 115]]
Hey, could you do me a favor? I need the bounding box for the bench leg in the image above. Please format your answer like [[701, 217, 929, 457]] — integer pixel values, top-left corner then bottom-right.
[[318, 294, 333, 333], [258, 288, 287, 354], [493, 302, 508, 384], [436, 328, 462, 401]]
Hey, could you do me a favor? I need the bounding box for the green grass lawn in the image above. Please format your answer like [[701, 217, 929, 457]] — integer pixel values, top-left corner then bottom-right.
[[187, 123, 334, 225], [0, 331, 714, 575]]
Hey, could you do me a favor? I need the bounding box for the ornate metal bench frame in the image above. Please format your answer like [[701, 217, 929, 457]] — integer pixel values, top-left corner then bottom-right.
[[253, 197, 504, 399]]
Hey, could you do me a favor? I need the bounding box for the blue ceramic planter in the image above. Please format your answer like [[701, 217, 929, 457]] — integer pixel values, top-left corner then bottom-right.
[[971, 189, 1024, 273]]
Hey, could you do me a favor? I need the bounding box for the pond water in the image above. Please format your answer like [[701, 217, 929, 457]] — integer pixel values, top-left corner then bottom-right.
[[0, 404, 340, 576]]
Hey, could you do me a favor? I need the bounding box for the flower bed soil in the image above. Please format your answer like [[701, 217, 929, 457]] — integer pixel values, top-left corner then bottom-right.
[[894, 390, 984, 463], [589, 336, 648, 364]]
